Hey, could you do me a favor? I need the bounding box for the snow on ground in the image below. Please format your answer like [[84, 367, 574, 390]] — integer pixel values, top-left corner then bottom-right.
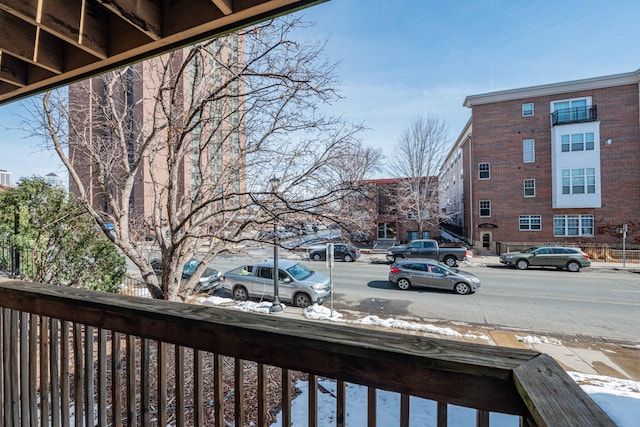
[[194, 295, 639, 426], [516, 335, 562, 345], [268, 373, 640, 427]]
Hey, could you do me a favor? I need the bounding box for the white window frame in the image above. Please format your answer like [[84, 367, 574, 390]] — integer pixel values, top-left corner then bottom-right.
[[561, 168, 596, 195], [524, 179, 536, 197], [519, 215, 541, 231], [553, 214, 594, 237], [522, 103, 534, 117], [479, 200, 491, 217], [523, 139, 535, 163], [560, 132, 595, 152], [478, 162, 490, 180]]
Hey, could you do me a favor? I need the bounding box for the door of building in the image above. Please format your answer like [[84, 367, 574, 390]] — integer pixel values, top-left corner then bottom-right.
[[481, 232, 491, 251], [377, 222, 397, 240]]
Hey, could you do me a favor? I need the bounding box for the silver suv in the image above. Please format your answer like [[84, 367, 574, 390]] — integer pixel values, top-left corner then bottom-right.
[[499, 246, 591, 272]]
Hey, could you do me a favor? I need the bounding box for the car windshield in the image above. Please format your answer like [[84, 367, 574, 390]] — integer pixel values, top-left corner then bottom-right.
[[285, 263, 313, 281]]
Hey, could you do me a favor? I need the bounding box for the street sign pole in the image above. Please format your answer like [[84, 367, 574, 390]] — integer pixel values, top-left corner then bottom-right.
[[622, 224, 627, 268], [326, 243, 334, 317]]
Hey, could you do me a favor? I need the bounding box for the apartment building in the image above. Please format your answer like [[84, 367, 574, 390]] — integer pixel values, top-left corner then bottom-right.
[[0, 170, 11, 186], [68, 34, 245, 225], [439, 118, 470, 231], [442, 69, 640, 253], [354, 177, 440, 244]]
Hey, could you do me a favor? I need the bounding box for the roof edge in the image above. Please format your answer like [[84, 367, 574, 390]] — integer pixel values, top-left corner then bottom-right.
[[463, 68, 640, 108]]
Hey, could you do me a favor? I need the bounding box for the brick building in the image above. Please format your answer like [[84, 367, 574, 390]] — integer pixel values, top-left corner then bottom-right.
[[68, 35, 245, 225], [354, 177, 440, 244], [441, 69, 640, 253]]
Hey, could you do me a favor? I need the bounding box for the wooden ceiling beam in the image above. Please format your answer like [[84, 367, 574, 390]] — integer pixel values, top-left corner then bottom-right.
[[0, 9, 63, 74], [0, 0, 327, 105], [96, 0, 162, 41], [39, 0, 109, 59], [212, 0, 233, 15], [0, 51, 28, 87], [0, 0, 107, 61]]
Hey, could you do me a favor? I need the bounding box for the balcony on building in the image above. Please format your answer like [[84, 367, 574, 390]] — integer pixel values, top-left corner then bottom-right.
[[551, 105, 597, 126]]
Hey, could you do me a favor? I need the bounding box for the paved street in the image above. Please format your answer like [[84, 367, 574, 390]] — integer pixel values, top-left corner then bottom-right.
[[127, 248, 640, 380]]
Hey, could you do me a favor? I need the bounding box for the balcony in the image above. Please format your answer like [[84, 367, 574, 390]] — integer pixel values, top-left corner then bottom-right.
[[0, 280, 614, 426], [551, 105, 598, 126]]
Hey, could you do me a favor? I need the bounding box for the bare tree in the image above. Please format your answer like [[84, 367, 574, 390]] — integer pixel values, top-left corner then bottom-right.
[[386, 115, 450, 239], [30, 16, 382, 300]]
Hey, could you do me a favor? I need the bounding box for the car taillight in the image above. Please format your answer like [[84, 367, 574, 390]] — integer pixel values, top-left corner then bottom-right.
[[582, 254, 590, 259], [390, 267, 401, 274]]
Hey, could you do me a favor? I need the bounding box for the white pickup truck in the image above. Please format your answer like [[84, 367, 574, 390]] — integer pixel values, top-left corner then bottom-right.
[[221, 259, 331, 308]]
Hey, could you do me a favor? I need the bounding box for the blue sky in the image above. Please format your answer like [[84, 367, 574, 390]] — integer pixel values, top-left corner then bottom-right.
[[2, 0, 640, 182]]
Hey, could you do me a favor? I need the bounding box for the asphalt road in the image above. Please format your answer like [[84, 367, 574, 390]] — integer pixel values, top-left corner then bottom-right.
[[212, 254, 640, 343], [137, 250, 639, 343]]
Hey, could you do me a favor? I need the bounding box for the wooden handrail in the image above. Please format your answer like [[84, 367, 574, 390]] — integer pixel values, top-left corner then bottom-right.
[[0, 279, 615, 425]]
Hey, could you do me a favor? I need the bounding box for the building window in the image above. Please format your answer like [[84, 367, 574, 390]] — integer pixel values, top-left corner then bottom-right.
[[553, 98, 588, 122], [523, 139, 535, 163], [522, 103, 534, 117], [407, 211, 430, 220], [519, 215, 541, 231], [561, 132, 595, 152], [478, 162, 490, 179], [554, 215, 594, 236], [524, 179, 535, 197], [562, 168, 596, 194], [479, 200, 491, 217]]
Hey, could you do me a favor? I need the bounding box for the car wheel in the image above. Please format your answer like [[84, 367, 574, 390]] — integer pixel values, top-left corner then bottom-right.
[[393, 255, 404, 262], [396, 278, 411, 290], [343, 254, 353, 262], [566, 261, 581, 272], [312, 253, 322, 261], [443, 256, 457, 267], [454, 282, 471, 295], [294, 293, 312, 308], [516, 259, 529, 270], [232, 286, 249, 301]]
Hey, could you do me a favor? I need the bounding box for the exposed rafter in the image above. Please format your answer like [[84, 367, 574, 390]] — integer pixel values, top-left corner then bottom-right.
[[0, 0, 327, 105]]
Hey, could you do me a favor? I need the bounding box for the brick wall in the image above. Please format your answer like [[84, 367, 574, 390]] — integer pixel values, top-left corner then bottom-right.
[[469, 84, 640, 246]]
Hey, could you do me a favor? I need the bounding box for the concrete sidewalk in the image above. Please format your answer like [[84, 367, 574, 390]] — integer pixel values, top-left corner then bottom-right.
[[478, 328, 640, 381]]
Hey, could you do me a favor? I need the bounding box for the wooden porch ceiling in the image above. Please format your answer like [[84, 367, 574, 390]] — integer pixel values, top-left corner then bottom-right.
[[0, 0, 325, 106]]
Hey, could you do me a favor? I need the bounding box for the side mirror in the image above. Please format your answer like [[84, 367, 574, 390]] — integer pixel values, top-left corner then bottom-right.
[[282, 277, 291, 283]]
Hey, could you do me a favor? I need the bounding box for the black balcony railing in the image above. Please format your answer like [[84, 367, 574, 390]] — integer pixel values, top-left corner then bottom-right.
[[551, 105, 597, 125]]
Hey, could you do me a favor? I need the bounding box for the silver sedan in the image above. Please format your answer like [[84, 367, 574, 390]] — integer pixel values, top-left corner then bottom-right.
[[388, 260, 480, 295]]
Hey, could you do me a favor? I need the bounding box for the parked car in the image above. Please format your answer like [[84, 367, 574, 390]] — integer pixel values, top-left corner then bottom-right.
[[499, 246, 591, 272], [309, 243, 361, 262], [388, 259, 480, 295], [221, 259, 331, 308], [150, 258, 222, 294], [386, 239, 468, 266]]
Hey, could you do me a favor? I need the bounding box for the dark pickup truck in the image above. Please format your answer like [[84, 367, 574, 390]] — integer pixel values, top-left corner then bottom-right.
[[386, 239, 469, 266]]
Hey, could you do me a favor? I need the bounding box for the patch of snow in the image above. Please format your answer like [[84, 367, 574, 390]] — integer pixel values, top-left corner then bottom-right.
[[516, 335, 562, 346]]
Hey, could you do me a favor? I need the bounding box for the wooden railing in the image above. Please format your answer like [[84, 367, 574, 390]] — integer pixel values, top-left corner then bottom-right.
[[0, 280, 614, 426]]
